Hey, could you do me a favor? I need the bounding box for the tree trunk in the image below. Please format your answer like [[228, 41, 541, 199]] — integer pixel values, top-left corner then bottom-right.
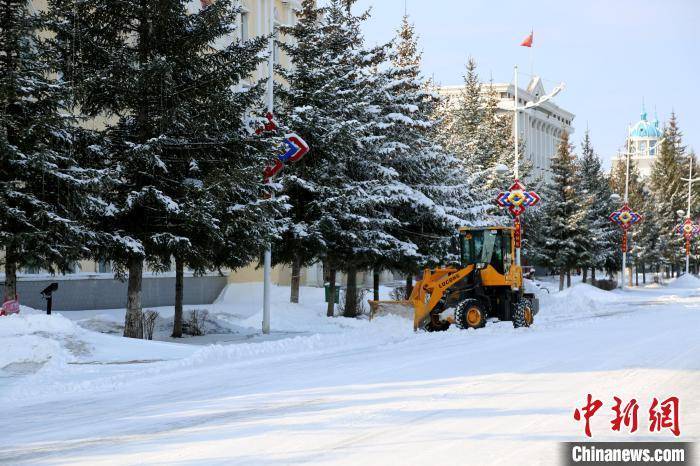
[[124, 257, 144, 338], [582, 267, 588, 284], [642, 262, 646, 284], [290, 253, 302, 303], [172, 257, 184, 338], [326, 268, 336, 317], [591, 268, 596, 283], [4, 256, 17, 302], [559, 270, 565, 291], [405, 274, 413, 299], [373, 268, 380, 301], [635, 265, 639, 286], [566, 270, 571, 288], [344, 266, 358, 318]]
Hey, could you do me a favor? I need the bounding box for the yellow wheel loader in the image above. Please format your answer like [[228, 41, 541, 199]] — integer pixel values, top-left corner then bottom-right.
[[369, 226, 539, 331]]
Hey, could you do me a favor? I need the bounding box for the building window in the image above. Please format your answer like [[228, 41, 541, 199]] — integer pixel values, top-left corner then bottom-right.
[[240, 11, 249, 42], [98, 260, 112, 274]]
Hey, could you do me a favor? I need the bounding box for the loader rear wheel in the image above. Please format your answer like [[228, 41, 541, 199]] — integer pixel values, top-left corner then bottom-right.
[[513, 298, 534, 328], [455, 299, 487, 330]]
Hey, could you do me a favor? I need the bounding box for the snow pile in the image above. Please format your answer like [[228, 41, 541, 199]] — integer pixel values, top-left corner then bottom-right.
[[666, 274, 700, 289], [538, 283, 621, 322], [0, 312, 80, 374]]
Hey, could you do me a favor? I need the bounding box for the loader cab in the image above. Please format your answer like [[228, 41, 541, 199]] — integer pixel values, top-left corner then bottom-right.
[[459, 227, 513, 274]]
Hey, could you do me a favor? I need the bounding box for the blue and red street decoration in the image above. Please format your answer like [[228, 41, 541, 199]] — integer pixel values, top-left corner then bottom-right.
[[258, 113, 310, 183], [675, 218, 700, 256], [496, 180, 541, 217], [609, 203, 642, 253], [496, 179, 540, 248]]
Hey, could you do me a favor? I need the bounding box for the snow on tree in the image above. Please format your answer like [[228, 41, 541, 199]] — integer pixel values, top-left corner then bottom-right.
[[649, 113, 686, 275], [370, 16, 492, 296], [575, 131, 618, 282], [530, 132, 587, 290], [0, 0, 102, 302], [48, 0, 283, 337]]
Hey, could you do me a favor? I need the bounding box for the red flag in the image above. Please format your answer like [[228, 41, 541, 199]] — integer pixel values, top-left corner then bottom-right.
[[520, 31, 534, 47]]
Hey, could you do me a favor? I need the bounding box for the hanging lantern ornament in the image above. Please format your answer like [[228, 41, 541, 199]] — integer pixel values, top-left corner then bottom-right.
[[496, 179, 540, 250], [608, 203, 642, 253], [496, 179, 541, 217], [675, 218, 700, 256]]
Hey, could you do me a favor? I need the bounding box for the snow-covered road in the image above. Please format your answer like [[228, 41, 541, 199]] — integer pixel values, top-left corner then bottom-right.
[[1, 280, 699, 465]]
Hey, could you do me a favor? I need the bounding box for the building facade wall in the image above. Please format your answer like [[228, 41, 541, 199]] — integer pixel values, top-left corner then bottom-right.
[[439, 78, 575, 184]]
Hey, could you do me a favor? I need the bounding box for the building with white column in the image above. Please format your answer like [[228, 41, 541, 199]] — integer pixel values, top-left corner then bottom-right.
[[439, 76, 575, 183]]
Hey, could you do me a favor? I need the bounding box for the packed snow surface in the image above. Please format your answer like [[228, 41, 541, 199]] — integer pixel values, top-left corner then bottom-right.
[[1, 279, 699, 465]]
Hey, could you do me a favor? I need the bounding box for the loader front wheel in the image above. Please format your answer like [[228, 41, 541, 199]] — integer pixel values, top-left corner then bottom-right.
[[512, 298, 534, 328], [455, 299, 487, 330]]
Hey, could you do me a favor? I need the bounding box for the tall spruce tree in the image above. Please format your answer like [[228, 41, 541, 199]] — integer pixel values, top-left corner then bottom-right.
[[576, 131, 618, 282], [531, 132, 587, 290], [649, 113, 686, 275], [48, 0, 281, 337], [368, 16, 491, 299], [277, 0, 401, 316], [0, 0, 100, 302]]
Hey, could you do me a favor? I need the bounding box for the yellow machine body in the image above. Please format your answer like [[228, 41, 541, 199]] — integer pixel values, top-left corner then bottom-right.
[[369, 226, 531, 331]]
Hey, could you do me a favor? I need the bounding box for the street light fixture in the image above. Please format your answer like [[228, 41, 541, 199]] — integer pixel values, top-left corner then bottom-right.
[[496, 66, 565, 268]]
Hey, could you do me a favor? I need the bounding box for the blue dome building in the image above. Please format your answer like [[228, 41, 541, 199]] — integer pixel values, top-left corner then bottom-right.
[[630, 107, 662, 158]]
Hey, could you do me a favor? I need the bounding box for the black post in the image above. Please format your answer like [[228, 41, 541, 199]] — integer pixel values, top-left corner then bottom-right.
[[40, 282, 58, 316]]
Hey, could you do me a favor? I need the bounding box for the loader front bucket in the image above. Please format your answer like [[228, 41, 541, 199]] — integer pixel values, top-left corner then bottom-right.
[[368, 299, 429, 331]]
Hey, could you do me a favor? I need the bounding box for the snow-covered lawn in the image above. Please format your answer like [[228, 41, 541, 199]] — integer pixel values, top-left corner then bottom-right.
[[1, 278, 699, 465]]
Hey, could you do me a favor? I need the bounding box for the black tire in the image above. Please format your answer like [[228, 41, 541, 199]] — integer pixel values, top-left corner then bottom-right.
[[455, 299, 487, 330], [512, 298, 534, 328]]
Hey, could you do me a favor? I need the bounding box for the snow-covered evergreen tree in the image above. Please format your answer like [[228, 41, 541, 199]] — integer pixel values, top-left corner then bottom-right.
[[0, 0, 101, 302], [575, 131, 618, 281], [649, 113, 686, 275], [48, 0, 282, 337], [370, 16, 493, 294], [530, 132, 587, 290]]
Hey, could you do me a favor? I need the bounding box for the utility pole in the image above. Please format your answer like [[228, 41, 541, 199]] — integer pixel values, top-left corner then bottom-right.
[[262, 0, 275, 335], [501, 65, 563, 267], [622, 126, 631, 290], [681, 155, 700, 275]]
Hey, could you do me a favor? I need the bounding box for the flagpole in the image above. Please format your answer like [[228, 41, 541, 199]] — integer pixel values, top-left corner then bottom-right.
[[529, 29, 534, 76]]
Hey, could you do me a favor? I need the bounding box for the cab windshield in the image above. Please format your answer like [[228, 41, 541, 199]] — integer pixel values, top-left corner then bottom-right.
[[460, 229, 511, 273]]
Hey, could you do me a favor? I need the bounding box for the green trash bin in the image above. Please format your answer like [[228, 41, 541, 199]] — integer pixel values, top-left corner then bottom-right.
[[324, 283, 340, 304]]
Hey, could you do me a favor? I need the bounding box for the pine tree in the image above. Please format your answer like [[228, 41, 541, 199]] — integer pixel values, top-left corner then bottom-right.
[[649, 113, 686, 275], [365, 16, 492, 297], [576, 131, 618, 282], [0, 0, 100, 302], [277, 0, 398, 315], [435, 58, 516, 212], [48, 0, 280, 337], [531, 132, 587, 290]]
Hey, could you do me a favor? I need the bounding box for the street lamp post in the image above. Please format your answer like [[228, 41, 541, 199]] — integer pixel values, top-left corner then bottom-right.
[[679, 156, 700, 275], [262, 0, 275, 335], [497, 65, 564, 267], [608, 127, 657, 289]]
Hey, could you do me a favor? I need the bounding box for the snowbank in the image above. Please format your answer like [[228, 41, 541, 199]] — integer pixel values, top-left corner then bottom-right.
[[0, 312, 79, 374], [666, 274, 700, 289], [537, 283, 621, 323]]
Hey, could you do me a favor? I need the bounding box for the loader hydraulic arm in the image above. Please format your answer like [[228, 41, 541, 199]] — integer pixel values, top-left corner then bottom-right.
[[411, 265, 475, 330]]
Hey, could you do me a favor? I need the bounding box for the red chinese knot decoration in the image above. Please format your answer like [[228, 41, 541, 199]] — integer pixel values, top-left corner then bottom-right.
[[496, 179, 541, 217], [674, 218, 700, 256], [609, 203, 642, 253], [496, 180, 540, 248]]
